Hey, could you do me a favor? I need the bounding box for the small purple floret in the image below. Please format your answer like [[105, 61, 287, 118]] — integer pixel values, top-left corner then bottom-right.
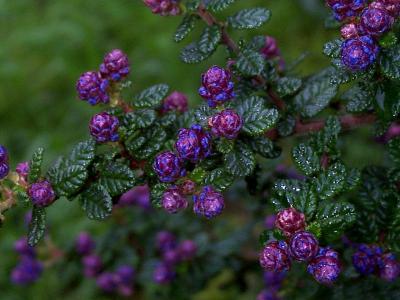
[[76, 71, 109, 105], [175, 124, 212, 163], [193, 186, 224, 219], [27, 180, 56, 207], [99, 49, 130, 81], [89, 112, 119, 143]]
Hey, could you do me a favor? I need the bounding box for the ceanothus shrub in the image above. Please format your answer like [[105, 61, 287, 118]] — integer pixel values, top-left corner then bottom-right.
[[1, 0, 400, 299]]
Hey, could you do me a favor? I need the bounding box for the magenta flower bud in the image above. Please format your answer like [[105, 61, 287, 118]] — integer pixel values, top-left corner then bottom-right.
[[82, 254, 103, 278], [261, 36, 280, 59], [341, 36, 379, 71], [14, 237, 35, 257], [380, 0, 400, 17], [0, 162, 9, 180], [359, 6, 394, 36], [257, 290, 280, 300], [28, 180, 56, 207], [352, 244, 382, 275], [153, 151, 185, 183], [275, 207, 306, 237], [0, 145, 8, 162], [163, 248, 182, 265], [16, 161, 29, 181], [180, 179, 196, 195], [289, 231, 319, 262], [162, 186, 188, 214], [162, 91, 188, 113], [10, 257, 43, 285], [153, 262, 175, 284], [175, 124, 212, 163], [341, 23, 359, 39], [76, 71, 109, 105], [115, 265, 135, 286], [118, 185, 150, 209], [96, 272, 117, 293], [259, 241, 291, 272], [193, 186, 224, 219], [264, 215, 276, 230], [208, 109, 243, 139], [156, 231, 177, 251], [326, 0, 367, 21], [99, 49, 130, 81], [263, 270, 286, 288], [198, 66, 235, 108], [89, 112, 119, 143], [378, 253, 400, 281], [178, 240, 197, 261], [75, 232, 95, 256], [307, 247, 341, 284], [143, 0, 181, 16]]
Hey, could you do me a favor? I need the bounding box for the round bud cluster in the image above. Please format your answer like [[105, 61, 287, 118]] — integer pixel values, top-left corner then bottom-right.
[[260, 207, 341, 284], [208, 109, 243, 139], [153, 231, 197, 285], [143, 0, 181, 16], [256, 270, 286, 300], [180, 179, 196, 195], [75, 232, 96, 256], [118, 185, 151, 209], [10, 236, 43, 285], [193, 186, 225, 219], [360, 3, 394, 36], [380, 0, 400, 17], [16, 161, 29, 185], [198, 66, 235, 108], [341, 36, 379, 71], [0, 145, 9, 180], [82, 254, 103, 278], [161, 186, 188, 214], [161, 91, 188, 113], [352, 244, 400, 281], [99, 49, 130, 82], [153, 151, 185, 183], [326, 0, 367, 21], [27, 180, 56, 207], [175, 124, 212, 163], [89, 112, 120, 143], [260, 36, 286, 71]]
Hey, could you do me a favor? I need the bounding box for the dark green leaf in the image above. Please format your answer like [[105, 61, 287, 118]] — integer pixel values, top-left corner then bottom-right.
[[236, 49, 265, 76], [206, 0, 236, 12], [343, 168, 361, 192], [275, 77, 302, 97], [67, 139, 96, 167], [198, 25, 221, 54], [203, 168, 234, 192], [133, 84, 169, 108], [186, 0, 201, 11], [129, 127, 167, 160], [313, 162, 346, 200], [28, 147, 44, 183], [98, 162, 136, 196], [389, 137, 400, 165], [228, 8, 271, 29], [158, 111, 177, 127], [216, 138, 234, 154], [150, 183, 169, 207], [180, 42, 209, 64], [123, 109, 156, 130], [323, 39, 342, 58], [28, 206, 46, 246], [79, 185, 112, 220], [224, 142, 255, 177], [292, 143, 320, 176], [51, 165, 88, 197], [342, 83, 374, 113], [174, 14, 197, 43], [194, 104, 213, 127], [379, 45, 400, 80], [277, 115, 296, 137], [248, 137, 281, 159]]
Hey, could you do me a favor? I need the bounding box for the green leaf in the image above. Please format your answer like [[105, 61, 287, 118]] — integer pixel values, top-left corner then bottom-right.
[[275, 77, 302, 97], [277, 115, 296, 137], [292, 143, 320, 176], [67, 139, 96, 167], [133, 84, 169, 108], [158, 111, 177, 127], [79, 185, 112, 220], [128, 126, 167, 160], [194, 104, 214, 127], [313, 162, 346, 200], [28, 206, 46, 246], [342, 83, 374, 113], [180, 42, 209, 64], [206, 0, 236, 12], [203, 168, 234, 192], [317, 201, 356, 240], [186, 0, 201, 11], [323, 39, 342, 58], [28, 147, 44, 183], [228, 8, 271, 30], [216, 138, 234, 154], [389, 137, 400, 165], [189, 167, 207, 184], [150, 183, 169, 208], [224, 142, 255, 177], [174, 14, 197, 43], [51, 165, 88, 197], [198, 25, 221, 54], [123, 109, 156, 130], [98, 162, 136, 197], [294, 75, 338, 118], [387, 204, 400, 255], [236, 49, 265, 76], [248, 137, 281, 159], [343, 168, 361, 192], [292, 186, 318, 219], [379, 45, 400, 80]]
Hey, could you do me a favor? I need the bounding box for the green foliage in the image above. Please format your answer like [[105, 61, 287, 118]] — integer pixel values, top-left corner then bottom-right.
[[379, 45, 400, 80], [79, 184, 113, 220], [275, 77, 302, 97], [292, 143, 320, 176], [198, 25, 221, 54], [98, 162, 136, 196], [224, 142, 255, 177], [28, 147, 44, 184], [132, 84, 169, 109], [228, 8, 271, 30], [236, 49, 265, 76], [313, 162, 346, 200], [203, 168, 234, 192], [206, 0, 236, 12], [28, 206, 46, 246], [174, 14, 197, 43]]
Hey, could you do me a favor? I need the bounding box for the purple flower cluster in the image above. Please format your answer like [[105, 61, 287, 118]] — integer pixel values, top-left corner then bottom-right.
[[352, 244, 400, 281], [199, 66, 235, 108], [0, 145, 9, 180], [153, 151, 185, 183], [208, 109, 243, 139], [260, 36, 286, 72], [175, 124, 212, 163], [260, 208, 341, 284], [11, 237, 43, 285], [193, 186, 225, 219], [118, 185, 151, 209], [76, 49, 130, 105], [256, 271, 286, 300], [326, 1, 399, 71], [16, 161, 29, 185], [161, 91, 188, 113], [89, 112, 120, 143], [28, 180, 56, 207], [161, 186, 188, 214], [143, 0, 181, 16], [153, 231, 197, 285]]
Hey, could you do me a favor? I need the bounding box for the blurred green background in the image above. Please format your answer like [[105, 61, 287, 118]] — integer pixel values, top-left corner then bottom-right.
[[0, 0, 386, 299]]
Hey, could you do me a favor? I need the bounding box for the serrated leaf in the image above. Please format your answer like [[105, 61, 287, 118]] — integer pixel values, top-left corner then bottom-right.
[[174, 14, 197, 43], [79, 185, 112, 220], [68, 139, 96, 167], [131, 127, 167, 160], [323, 39, 342, 58], [236, 49, 265, 76], [216, 138, 234, 154], [224, 142, 255, 177], [180, 42, 209, 64], [28, 206, 46, 246], [275, 77, 302, 97], [277, 115, 296, 137], [123, 109, 156, 130], [194, 104, 213, 127], [292, 185, 318, 219], [133, 84, 169, 108], [342, 84, 374, 113], [228, 8, 271, 30], [379, 45, 400, 80], [292, 143, 320, 176], [150, 183, 169, 208], [206, 0, 236, 12], [343, 168, 361, 192], [198, 25, 221, 54], [51, 165, 88, 197], [98, 162, 136, 196], [313, 162, 346, 200], [242, 108, 278, 136], [203, 168, 234, 192], [28, 147, 44, 184], [248, 137, 281, 159], [389, 137, 400, 165]]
